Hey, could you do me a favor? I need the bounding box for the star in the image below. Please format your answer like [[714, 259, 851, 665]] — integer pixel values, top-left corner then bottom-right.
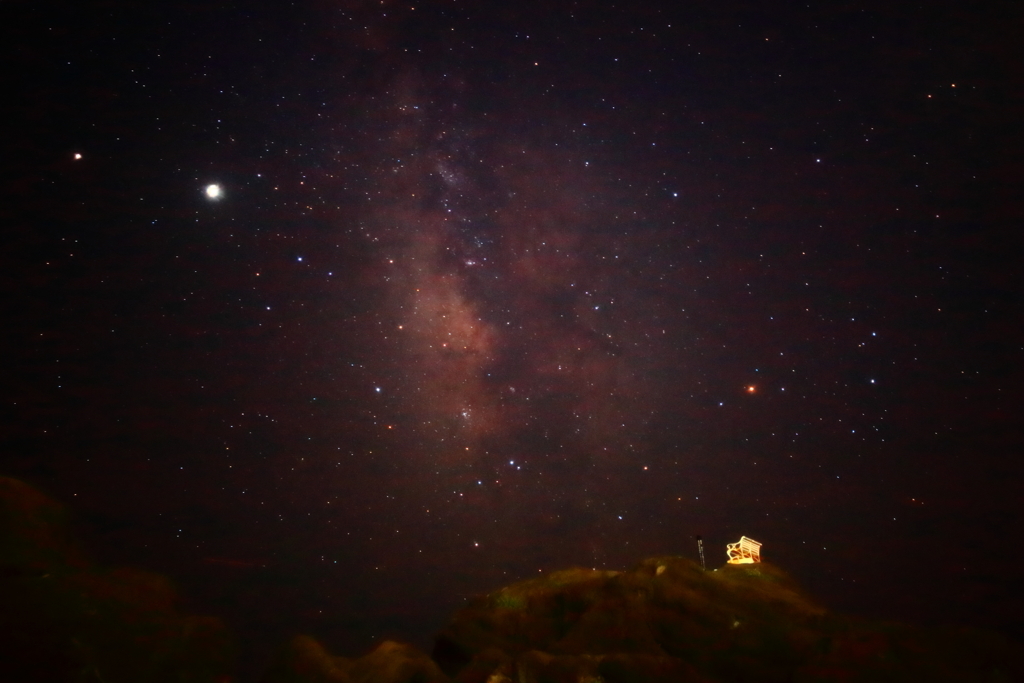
[[205, 184, 222, 199]]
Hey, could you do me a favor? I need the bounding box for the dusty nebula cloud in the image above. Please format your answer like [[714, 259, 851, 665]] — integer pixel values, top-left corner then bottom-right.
[[353, 74, 671, 468]]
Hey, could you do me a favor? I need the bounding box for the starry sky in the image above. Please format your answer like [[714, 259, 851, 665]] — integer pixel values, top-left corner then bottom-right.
[[4, 0, 1022, 678]]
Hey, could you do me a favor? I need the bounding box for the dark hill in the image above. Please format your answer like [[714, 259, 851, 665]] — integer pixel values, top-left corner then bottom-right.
[[0, 477, 233, 683], [1, 477, 1018, 683], [269, 558, 1019, 683], [431, 558, 824, 682]]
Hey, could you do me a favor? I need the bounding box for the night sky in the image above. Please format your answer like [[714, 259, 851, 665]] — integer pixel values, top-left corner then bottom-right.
[[4, 0, 1022, 679]]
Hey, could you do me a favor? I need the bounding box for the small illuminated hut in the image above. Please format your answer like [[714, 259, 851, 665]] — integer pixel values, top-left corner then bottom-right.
[[726, 536, 762, 564]]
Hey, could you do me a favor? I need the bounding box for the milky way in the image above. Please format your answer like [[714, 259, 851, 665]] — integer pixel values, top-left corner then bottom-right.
[[350, 74, 674, 476]]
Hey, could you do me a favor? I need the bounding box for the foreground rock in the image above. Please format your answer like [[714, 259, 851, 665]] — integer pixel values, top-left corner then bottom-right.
[[0, 477, 234, 683], [262, 636, 449, 683], [430, 556, 1019, 682], [270, 555, 1018, 682], [432, 559, 822, 682], [7, 476, 1015, 682]]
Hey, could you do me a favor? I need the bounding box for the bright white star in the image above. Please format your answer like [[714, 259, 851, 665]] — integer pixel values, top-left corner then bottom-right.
[[205, 184, 222, 199]]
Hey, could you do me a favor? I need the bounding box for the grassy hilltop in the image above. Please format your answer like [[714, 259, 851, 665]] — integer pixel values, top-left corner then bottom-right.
[[1, 477, 1018, 683], [265, 554, 1019, 682]]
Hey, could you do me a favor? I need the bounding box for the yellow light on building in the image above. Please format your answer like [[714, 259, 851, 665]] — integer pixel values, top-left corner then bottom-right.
[[727, 536, 762, 564]]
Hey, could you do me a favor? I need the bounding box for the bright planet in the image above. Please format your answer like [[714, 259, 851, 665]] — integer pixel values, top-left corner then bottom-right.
[[205, 183, 221, 199]]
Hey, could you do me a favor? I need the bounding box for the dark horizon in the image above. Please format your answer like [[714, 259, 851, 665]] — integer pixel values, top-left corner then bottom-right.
[[4, 1, 1022, 679]]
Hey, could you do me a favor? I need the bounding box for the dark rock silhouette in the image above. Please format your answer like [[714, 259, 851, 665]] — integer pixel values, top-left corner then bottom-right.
[[0, 477, 234, 683], [3, 476, 1019, 683], [269, 555, 1019, 683], [431, 560, 821, 682], [261, 635, 449, 683]]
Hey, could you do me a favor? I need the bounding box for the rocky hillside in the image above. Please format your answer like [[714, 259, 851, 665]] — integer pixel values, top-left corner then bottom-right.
[[266, 555, 1018, 683], [1, 477, 1017, 682], [0, 476, 233, 683]]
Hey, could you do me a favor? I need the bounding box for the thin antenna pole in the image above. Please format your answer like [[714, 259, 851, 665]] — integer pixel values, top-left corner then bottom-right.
[[696, 535, 706, 571]]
